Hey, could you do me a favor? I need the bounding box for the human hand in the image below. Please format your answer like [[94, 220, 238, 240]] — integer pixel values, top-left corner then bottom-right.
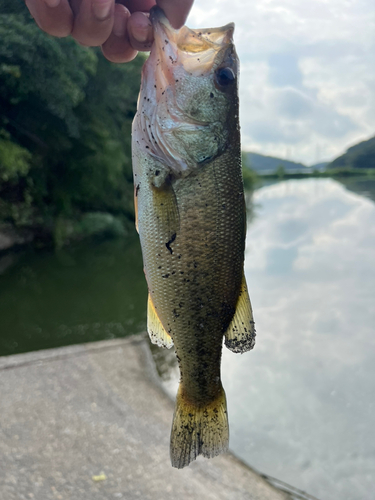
[[25, 0, 194, 62]]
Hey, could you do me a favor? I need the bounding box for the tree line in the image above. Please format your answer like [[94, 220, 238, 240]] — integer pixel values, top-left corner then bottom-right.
[[0, 0, 143, 246]]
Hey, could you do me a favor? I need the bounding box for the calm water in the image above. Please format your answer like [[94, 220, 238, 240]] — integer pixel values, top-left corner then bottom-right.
[[1, 177, 374, 499], [0, 238, 147, 355]]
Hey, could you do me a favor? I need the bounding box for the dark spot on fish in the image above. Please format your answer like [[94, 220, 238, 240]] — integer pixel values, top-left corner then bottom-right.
[[210, 92, 214, 98], [155, 170, 160, 176], [135, 184, 140, 197], [162, 273, 170, 279], [175, 79, 179, 82], [165, 39, 169, 44], [166, 233, 176, 254], [154, 85, 157, 88], [145, 146, 149, 149]]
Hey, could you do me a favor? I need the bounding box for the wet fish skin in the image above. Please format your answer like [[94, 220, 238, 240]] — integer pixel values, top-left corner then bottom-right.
[[132, 7, 255, 468]]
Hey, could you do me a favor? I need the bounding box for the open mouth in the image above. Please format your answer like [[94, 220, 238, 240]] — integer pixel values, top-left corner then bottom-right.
[[148, 7, 235, 89]]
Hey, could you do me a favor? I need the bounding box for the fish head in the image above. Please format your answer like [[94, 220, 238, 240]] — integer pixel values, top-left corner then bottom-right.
[[134, 7, 239, 176]]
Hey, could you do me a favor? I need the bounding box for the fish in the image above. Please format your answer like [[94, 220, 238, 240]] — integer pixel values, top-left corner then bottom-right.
[[131, 7, 255, 469]]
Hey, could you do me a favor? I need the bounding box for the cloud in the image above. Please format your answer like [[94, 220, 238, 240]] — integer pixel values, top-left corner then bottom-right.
[[234, 179, 375, 498], [268, 53, 303, 88], [187, 0, 375, 164]]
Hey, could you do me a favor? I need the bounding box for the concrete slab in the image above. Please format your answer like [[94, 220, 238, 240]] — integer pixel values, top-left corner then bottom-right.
[[0, 336, 292, 500]]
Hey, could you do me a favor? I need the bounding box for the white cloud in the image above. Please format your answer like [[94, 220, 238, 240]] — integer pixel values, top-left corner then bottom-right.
[[187, 0, 375, 164]]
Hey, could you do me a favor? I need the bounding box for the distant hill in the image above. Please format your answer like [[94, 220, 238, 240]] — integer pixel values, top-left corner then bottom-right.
[[242, 152, 311, 174], [328, 136, 375, 169]]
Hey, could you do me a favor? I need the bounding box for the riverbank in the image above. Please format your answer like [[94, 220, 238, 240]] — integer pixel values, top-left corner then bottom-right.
[[0, 335, 293, 500]]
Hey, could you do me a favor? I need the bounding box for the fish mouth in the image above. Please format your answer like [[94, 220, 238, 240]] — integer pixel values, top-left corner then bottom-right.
[[148, 7, 235, 96]]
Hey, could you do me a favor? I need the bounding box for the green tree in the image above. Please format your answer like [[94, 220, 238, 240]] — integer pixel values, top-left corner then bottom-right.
[[275, 164, 285, 179], [0, 0, 143, 245]]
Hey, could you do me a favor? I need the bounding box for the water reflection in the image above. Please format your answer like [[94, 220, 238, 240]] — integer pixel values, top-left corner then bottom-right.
[[154, 178, 375, 500], [0, 237, 147, 356]]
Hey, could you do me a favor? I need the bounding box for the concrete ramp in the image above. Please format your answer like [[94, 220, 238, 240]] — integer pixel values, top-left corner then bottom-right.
[[0, 336, 291, 500]]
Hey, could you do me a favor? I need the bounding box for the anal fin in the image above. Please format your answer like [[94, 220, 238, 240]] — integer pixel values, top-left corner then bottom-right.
[[224, 273, 256, 353], [147, 294, 173, 349]]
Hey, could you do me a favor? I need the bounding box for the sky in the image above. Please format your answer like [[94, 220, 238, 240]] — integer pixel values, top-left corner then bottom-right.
[[185, 0, 375, 165]]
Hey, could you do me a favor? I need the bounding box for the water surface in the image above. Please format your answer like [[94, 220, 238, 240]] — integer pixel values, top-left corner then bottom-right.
[[1, 177, 374, 500], [0, 238, 147, 356]]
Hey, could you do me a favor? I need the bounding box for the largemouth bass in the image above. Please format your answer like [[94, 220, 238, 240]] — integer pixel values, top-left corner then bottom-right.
[[132, 7, 255, 469]]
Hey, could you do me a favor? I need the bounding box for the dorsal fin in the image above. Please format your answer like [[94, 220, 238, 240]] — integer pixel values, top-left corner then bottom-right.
[[147, 294, 174, 349], [224, 273, 256, 353]]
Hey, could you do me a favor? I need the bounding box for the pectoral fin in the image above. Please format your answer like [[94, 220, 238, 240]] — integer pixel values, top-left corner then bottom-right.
[[151, 180, 180, 250], [224, 273, 256, 353], [147, 294, 174, 349]]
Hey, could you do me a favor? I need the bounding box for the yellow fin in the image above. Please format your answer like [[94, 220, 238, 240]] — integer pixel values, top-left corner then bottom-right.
[[224, 273, 256, 353], [170, 384, 229, 469], [147, 294, 173, 349]]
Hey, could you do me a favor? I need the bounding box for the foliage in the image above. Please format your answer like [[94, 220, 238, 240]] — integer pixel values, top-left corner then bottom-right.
[[241, 152, 258, 190], [328, 135, 375, 170], [0, 0, 143, 246], [275, 164, 285, 179], [0, 134, 32, 181]]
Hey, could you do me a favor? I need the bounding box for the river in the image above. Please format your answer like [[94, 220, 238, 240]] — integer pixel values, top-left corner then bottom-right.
[[1, 177, 374, 500]]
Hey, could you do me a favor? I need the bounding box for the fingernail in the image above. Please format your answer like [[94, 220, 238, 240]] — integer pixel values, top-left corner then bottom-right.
[[113, 12, 126, 37], [44, 0, 61, 7], [92, 0, 112, 21], [133, 23, 152, 43]]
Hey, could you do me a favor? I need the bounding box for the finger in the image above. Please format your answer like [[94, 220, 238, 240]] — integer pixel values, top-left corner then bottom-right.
[[127, 11, 153, 52], [101, 4, 138, 62], [70, 0, 115, 47], [156, 0, 194, 29], [119, 0, 156, 14], [25, 0, 73, 37]]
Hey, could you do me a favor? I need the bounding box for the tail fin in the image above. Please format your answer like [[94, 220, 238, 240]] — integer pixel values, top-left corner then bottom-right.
[[170, 384, 229, 469]]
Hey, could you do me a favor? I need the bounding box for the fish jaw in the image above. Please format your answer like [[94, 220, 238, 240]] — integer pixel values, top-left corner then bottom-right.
[[132, 7, 239, 177]]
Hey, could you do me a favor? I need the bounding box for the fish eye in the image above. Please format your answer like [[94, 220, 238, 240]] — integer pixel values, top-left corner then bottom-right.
[[215, 67, 236, 88]]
